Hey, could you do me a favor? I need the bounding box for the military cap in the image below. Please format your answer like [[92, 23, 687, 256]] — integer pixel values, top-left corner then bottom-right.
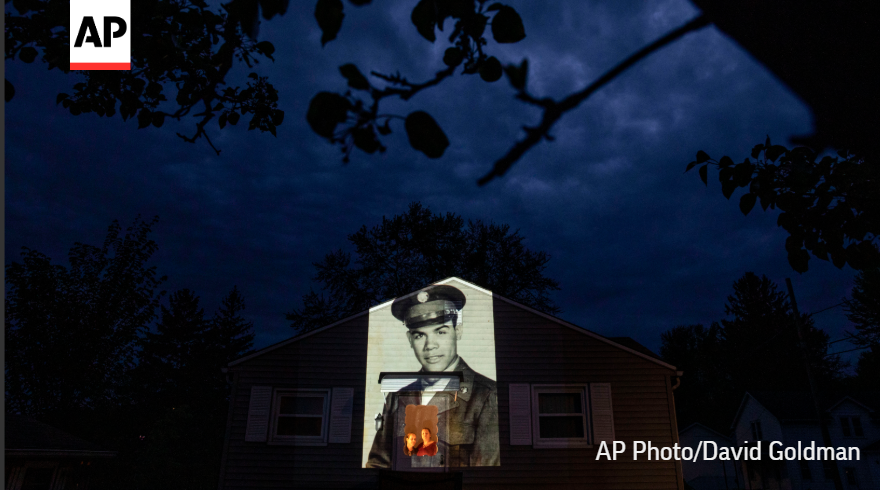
[[391, 285, 466, 329]]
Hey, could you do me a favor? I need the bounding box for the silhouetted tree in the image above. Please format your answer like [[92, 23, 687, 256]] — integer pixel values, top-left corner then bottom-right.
[[661, 272, 846, 430], [850, 348, 880, 392], [287, 202, 560, 334], [211, 285, 257, 365], [844, 267, 880, 346], [721, 272, 842, 392], [5, 216, 166, 416], [660, 323, 729, 430], [133, 286, 255, 490], [140, 288, 213, 406]]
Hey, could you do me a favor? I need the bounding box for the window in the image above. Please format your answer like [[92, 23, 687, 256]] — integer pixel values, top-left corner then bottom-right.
[[750, 420, 763, 441], [531, 385, 590, 448], [269, 389, 330, 445], [800, 460, 812, 481], [840, 416, 864, 437]]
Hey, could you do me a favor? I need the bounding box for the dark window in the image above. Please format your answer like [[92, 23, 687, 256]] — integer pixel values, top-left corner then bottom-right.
[[531, 386, 591, 447], [273, 392, 327, 439], [841, 416, 852, 437], [750, 420, 763, 441], [537, 393, 585, 438], [277, 416, 322, 436], [800, 460, 812, 481], [852, 416, 863, 437]]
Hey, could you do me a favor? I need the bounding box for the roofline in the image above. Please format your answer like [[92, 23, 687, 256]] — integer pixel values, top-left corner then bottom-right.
[[228, 276, 677, 371], [5, 449, 118, 458], [730, 392, 754, 431], [228, 309, 369, 367], [827, 395, 875, 413]]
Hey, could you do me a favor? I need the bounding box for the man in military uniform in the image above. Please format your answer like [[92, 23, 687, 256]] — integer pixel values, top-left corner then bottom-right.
[[366, 285, 500, 468]]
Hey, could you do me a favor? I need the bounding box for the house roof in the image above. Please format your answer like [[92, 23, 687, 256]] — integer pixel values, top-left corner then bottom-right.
[[228, 277, 676, 371], [827, 395, 875, 413], [608, 337, 663, 361], [5, 415, 117, 458]]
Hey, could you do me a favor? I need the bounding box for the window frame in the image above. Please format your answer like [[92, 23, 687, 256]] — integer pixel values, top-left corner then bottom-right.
[[530, 384, 592, 449], [268, 388, 331, 446]]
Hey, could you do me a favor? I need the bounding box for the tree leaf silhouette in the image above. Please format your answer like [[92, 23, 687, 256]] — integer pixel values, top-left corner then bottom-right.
[[480, 56, 502, 82], [488, 4, 525, 43], [339, 63, 370, 90], [314, 0, 344, 46], [307, 92, 350, 139], [405, 111, 449, 159]]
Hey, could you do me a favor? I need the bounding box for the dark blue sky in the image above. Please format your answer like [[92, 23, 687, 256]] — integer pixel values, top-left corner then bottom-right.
[[4, 0, 860, 363]]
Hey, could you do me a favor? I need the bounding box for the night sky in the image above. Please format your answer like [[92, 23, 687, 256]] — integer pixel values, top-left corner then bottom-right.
[[4, 0, 860, 363]]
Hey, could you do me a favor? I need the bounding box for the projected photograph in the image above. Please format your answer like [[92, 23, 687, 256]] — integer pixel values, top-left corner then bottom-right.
[[362, 281, 500, 469]]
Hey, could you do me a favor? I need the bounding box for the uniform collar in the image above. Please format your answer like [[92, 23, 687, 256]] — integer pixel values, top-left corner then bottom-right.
[[419, 357, 474, 404]]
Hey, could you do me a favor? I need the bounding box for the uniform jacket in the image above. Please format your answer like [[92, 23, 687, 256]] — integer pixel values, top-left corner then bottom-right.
[[366, 358, 499, 468]]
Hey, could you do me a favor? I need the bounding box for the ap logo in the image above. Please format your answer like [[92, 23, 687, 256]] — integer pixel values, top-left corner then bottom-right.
[[70, 0, 131, 70]]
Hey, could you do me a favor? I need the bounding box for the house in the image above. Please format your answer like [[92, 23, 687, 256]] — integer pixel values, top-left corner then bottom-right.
[[217, 277, 684, 489], [730, 391, 880, 490], [679, 423, 741, 490], [5, 415, 117, 490]]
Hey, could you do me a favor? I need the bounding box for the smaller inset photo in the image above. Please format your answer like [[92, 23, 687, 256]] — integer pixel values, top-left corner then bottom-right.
[[404, 404, 438, 457]]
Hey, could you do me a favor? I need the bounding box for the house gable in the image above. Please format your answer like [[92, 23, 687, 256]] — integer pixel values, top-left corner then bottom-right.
[[229, 277, 676, 372], [731, 393, 783, 444]]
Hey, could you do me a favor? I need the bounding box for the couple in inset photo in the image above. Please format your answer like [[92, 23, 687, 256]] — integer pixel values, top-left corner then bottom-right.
[[403, 428, 438, 457]]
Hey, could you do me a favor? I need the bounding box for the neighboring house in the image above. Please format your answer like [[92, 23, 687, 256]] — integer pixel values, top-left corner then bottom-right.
[[5, 415, 117, 490], [217, 277, 685, 489], [679, 423, 741, 490], [730, 391, 879, 490]]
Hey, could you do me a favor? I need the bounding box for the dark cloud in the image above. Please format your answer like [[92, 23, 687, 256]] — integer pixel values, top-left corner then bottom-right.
[[5, 0, 858, 364]]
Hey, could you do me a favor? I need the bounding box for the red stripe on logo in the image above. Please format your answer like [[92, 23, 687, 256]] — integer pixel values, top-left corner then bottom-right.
[[69, 63, 131, 70]]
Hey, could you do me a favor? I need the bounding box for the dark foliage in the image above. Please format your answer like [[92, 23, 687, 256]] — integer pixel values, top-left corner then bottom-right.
[[5, 219, 255, 490], [306, 0, 528, 162], [5, 0, 285, 153], [851, 348, 880, 392], [844, 267, 880, 347], [720, 273, 843, 391], [660, 272, 844, 430], [660, 323, 728, 430], [5, 216, 166, 416], [687, 140, 879, 272], [132, 286, 254, 489], [286, 202, 560, 334]]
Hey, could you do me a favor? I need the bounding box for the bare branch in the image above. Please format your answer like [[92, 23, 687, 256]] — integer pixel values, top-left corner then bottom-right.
[[478, 14, 711, 186]]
